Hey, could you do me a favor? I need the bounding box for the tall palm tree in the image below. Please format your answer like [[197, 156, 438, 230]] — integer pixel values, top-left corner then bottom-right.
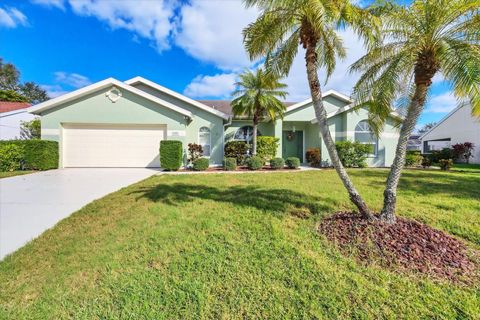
[[243, 0, 379, 218], [231, 68, 288, 155], [351, 0, 480, 223]]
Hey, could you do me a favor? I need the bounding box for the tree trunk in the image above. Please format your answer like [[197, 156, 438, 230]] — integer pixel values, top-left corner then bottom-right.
[[380, 83, 431, 223], [304, 42, 373, 220], [252, 116, 258, 156]]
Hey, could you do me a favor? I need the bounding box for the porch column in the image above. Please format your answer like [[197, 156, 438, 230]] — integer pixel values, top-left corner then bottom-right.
[[274, 120, 283, 158]]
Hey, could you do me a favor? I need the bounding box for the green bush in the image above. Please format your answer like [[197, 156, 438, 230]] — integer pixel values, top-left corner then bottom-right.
[[224, 141, 249, 165], [0, 144, 23, 171], [270, 157, 285, 170], [0, 140, 58, 171], [405, 150, 423, 167], [246, 156, 264, 170], [160, 140, 183, 171], [428, 148, 453, 163], [421, 156, 432, 168], [256, 136, 279, 161], [223, 157, 237, 171], [192, 157, 209, 171], [335, 141, 371, 168], [305, 148, 321, 167], [285, 157, 300, 169], [439, 159, 453, 171]]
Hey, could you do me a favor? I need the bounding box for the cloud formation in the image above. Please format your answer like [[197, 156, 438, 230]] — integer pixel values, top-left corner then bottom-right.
[[0, 7, 28, 28], [184, 73, 237, 99]]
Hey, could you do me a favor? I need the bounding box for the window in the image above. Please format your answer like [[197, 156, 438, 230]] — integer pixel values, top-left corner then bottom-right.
[[355, 120, 378, 156], [199, 127, 211, 156], [234, 126, 262, 142]]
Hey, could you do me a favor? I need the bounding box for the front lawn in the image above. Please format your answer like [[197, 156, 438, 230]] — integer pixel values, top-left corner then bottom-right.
[[0, 171, 34, 179], [452, 163, 480, 173], [0, 169, 479, 318]]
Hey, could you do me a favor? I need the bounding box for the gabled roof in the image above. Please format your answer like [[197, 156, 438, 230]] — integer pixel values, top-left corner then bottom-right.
[[197, 100, 296, 118], [125, 76, 230, 120], [419, 103, 467, 140], [0, 101, 31, 114], [28, 78, 193, 118], [286, 90, 353, 113]]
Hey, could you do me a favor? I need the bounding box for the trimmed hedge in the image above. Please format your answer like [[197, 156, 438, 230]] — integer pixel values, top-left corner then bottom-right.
[[246, 156, 263, 170], [0, 143, 23, 171], [224, 141, 249, 165], [270, 157, 285, 170], [223, 157, 237, 171], [193, 158, 209, 171], [405, 150, 423, 167], [0, 140, 58, 171], [285, 157, 300, 169], [335, 141, 371, 168], [160, 140, 183, 171], [256, 136, 279, 161]]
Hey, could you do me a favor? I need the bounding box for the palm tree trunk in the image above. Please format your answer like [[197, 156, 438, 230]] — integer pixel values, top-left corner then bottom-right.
[[304, 43, 373, 219], [252, 116, 258, 156], [379, 83, 430, 223]]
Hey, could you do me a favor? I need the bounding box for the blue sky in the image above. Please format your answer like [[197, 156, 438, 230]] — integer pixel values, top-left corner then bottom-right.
[[0, 0, 458, 130]]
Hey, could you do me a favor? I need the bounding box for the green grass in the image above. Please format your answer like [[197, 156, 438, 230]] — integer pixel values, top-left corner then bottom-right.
[[452, 163, 480, 173], [0, 171, 34, 179], [0, 169, 479, 319]]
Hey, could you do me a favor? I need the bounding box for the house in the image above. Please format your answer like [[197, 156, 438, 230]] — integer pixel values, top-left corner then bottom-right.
[[28, 76, 401, 168], [0, 101, 34, 140], [421, 103, 480, 163], [407, 134, 422, 151]]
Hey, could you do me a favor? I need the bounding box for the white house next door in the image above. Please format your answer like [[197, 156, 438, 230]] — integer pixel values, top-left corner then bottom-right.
[[62, 124, 166, 168]]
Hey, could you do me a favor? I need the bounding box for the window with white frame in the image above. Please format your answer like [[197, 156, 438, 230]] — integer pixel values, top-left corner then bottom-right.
[[199, 127, 211, 156], [234, 126, 262, 143], [354, 120, 378, 156]]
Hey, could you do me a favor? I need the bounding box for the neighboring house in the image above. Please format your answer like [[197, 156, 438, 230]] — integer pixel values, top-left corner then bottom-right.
[[421, 103, 480, 163], [28, 76, 401, 168], [0, 101, 34, 140], [407, 134, 422, 151]]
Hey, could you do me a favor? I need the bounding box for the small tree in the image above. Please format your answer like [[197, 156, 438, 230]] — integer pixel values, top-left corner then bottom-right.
[[187, 143, 203, 164], [20, 118, 41, 140], [452, 142, 475, 164]]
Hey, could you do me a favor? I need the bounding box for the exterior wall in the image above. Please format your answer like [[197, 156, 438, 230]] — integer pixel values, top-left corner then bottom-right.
[[39, 87, 225, 166], [421, 104, 480, 164], [0, 110, 36, 140], [224, 120, 275, 142], [283, 96, 344, 122]]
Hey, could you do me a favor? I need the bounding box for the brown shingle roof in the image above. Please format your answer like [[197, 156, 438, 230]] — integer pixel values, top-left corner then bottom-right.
[[0, 101, 31, 114], [197, 100, 296, 117]]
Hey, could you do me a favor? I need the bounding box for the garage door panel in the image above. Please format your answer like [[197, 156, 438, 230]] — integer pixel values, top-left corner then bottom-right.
[[63, 124, 165, 167]]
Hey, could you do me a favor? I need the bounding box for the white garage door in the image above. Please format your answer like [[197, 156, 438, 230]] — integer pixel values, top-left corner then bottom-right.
[[62, 124, 166, 167]]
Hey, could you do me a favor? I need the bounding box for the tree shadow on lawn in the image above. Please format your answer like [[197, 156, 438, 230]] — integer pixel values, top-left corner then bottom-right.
[[130, 183, 341, 218]]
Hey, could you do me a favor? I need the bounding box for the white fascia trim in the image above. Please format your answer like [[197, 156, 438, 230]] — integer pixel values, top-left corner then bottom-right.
[[419, 103, 466, 140], [0, 109, 28, 117], [28, 78, 193, 118], [125, 76, 230, 120], [285, 90, 353, 113]]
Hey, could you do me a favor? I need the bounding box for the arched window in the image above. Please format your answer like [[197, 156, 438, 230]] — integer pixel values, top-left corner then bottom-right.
[[199, 127, 211, 156], [234, 126, 262, 142], [355, 120, 377, 156]]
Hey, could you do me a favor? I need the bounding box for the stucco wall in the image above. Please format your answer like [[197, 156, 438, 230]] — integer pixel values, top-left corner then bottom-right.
[[0, 110, 36, 140]]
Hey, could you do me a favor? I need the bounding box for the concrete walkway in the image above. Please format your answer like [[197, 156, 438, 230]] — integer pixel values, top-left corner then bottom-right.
[[0, 168, 158, 259]]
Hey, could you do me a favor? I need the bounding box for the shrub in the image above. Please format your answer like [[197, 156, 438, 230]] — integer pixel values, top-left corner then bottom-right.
[[256, 136, 279, 161], [187, 143, 203, 164], [0, 144, 23, 171], [22, 140, 58, 170], [421, 156, 432, 168], [285, 157, 300, 169], [224, 141, 249, 165], [305, 148, 321, 167], [439, 159, 453, 171], [451, 142, 474, 163], [192, 157, 209, 171], [20, 118, 41, 140], [270, 157, 285, 170], [405, 150, 423, 167], [429, 148, 453, 163], [160, 140, 183, 171], [223, 157, 237, 171], [246, 156, 264, 170], [335, 141, 371, 168]]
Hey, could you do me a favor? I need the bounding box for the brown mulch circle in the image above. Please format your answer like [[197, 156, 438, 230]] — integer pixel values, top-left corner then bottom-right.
[[318, 212, 478, 282]]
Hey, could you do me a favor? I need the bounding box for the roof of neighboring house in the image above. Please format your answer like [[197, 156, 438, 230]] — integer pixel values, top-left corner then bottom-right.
[[0, 101, 31, 114], [197, 100, 296, 117], [419, 103, 468, 140]]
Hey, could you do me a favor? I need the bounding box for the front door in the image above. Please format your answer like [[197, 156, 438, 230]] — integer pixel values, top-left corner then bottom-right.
[[282, 130, 303, 161]]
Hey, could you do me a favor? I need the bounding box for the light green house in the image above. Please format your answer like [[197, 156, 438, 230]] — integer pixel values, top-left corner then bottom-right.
[[28, 76, 401, 168]]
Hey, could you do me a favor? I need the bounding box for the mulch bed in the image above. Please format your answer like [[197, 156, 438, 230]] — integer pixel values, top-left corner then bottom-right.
[[180, 166, 300, 172], [318, 212, 478, 282]]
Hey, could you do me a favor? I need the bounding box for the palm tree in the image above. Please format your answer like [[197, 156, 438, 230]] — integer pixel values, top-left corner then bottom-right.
[[351, 0, 480, 223], [231, 68, 288, 155], [243, 0, 379, 218]]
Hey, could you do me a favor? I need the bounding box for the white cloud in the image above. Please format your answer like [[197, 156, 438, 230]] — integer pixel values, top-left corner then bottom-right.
[[0, 7, 28, 28], [184, 73, 237, 98], [425, 92, 459, 113], [68, 0, 176, 51], [54, 72, 92, 88], [40, 84, 69, 98], [31, 0, 65, 10], [175, 0, 259, 70]]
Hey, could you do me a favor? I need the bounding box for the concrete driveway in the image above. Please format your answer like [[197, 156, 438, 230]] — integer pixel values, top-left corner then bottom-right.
[[0, 168, 158, 259]]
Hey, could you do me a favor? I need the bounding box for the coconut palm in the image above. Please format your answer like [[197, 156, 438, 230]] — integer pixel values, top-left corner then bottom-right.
[[231, 68, 288, 155], [351, 0, 480, 223], [243, 0, 379, 218]]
